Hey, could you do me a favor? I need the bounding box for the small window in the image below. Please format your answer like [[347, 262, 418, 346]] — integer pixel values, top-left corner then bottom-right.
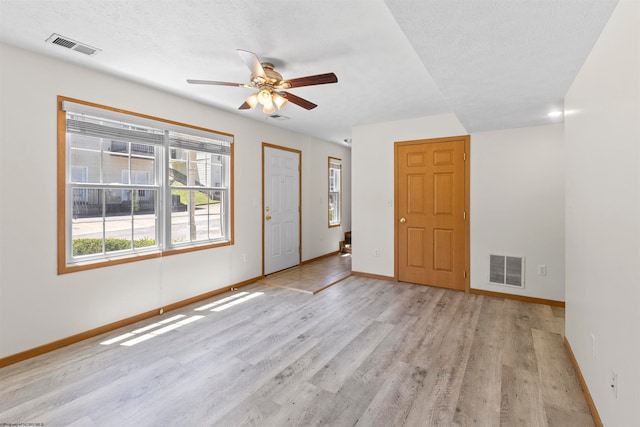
[[58, 96, 234, 273], [328, 157, 341, 227]]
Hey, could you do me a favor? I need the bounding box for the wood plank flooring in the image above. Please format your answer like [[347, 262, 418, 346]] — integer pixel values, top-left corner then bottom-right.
[[0, 274, 592, 426], [258, 253, 352, 294]]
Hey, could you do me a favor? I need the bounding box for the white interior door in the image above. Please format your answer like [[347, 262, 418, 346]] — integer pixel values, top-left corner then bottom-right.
[[264, 146, 300, 275]]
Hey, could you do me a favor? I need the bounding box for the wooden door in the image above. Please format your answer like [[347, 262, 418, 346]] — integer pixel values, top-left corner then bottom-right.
[[263, 145, 301, 275], [396, 136, 468, 291]]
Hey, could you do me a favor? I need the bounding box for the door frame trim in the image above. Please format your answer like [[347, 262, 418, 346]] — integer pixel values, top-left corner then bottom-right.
[[393, 135, 471, 292], [262, 142, 302, 276]]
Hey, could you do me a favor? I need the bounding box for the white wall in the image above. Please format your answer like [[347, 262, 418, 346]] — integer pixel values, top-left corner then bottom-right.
[[351, 114, 467, 277], [0, 43, 351, 358], [564, 0, 640, 424], [301, 139, 351, 261], [470, 124, 565, 301], [351, 115, 566, 303]]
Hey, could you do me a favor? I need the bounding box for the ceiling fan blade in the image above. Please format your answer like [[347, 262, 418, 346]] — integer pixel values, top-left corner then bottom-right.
[[187, 79, 250, 88], [281, 72, 338, 89], [238, 101, 251, 110], [280, 91, 317, 110], [237, 49, 267, 80]]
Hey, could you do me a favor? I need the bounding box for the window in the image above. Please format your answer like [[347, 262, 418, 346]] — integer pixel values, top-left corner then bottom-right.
[[58, 97, 233, 273], [328, 157, 341, 227]]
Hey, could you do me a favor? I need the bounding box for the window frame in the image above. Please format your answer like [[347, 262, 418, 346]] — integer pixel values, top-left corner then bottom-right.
[[328, 156, 342, 228], [57, 96, 234, 274]]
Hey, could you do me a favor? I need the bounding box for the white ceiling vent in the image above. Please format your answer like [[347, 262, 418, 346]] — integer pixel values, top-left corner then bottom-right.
[[268, 114, 290, 121], [46, 33, 100, 56], [489, 254, 525, 288]]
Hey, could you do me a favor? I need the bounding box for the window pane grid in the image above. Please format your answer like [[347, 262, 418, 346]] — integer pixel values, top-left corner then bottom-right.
[[328, 158, 342, 227], [63, 99, 232, 270], [169, 189, 226, 246]]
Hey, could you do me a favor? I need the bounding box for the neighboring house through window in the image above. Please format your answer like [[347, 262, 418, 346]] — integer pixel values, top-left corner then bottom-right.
[[58, 96, 234, 274]]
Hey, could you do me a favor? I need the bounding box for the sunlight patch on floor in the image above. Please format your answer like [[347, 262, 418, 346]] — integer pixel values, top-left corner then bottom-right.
[[194, 292, 250, 311], [211, 292, 263, 312], [120, 315, 205, 347], [99, 292, 264, 347]]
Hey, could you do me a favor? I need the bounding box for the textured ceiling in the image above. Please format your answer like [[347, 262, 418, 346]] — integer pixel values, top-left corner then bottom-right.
[[385, 0, 620, 132], [0, 0, 619, 144]]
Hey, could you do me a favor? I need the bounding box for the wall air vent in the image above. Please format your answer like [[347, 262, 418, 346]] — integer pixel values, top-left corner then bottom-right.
[[46, 33, 100, 56], [489, 254, 525, 288]]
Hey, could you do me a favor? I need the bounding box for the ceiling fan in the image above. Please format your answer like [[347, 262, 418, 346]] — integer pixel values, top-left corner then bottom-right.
[[187, 49, 338, 114]]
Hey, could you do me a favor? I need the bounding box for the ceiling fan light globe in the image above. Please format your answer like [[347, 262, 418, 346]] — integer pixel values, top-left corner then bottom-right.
[[272, 92, 288, 110], [246, 93, 259, 109], [258, 89, 272, 106], [263, 104, 276, 114]]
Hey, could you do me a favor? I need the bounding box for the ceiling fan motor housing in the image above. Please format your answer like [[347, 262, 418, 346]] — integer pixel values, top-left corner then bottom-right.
[[252, 63, 291, 89]]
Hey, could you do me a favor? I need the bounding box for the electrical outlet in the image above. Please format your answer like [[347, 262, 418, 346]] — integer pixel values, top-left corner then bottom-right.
[[537, 265, 547, 276], [374, 249, 380, 257], [243, 253, 248, 263], [610, 370, 618, 398]]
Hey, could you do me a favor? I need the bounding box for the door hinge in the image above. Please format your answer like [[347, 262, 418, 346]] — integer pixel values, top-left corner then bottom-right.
[[463, 211, 466, 220], [463, 152, 467, 161], [464, 270, 467, 279]]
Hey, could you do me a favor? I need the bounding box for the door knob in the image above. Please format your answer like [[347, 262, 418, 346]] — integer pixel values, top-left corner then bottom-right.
[[400, 217, 406, 223], [266, 215, 272, 221]]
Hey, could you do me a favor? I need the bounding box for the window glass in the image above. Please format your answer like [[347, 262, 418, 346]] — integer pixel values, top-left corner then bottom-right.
[[329, 157, 342, 227], [60, 97, 233, 273], [169, 150, 227, 246]]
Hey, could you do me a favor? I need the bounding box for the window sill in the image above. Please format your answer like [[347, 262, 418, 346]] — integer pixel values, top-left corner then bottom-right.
[[59, 240, 232, 274]]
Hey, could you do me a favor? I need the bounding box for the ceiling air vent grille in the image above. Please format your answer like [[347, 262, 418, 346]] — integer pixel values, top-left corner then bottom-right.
[[46, 33, 100, 56], [489, 254, 525, 288], [52, 37, 76, 49], [269, 114, 290, 121]]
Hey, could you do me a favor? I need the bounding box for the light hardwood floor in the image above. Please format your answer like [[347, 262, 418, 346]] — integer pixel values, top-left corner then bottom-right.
[[259, 253, 352, 294], [0, 272, 592, 426]]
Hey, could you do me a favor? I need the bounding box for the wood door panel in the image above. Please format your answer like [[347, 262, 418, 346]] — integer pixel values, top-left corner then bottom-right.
[[396, 136, 468, 291], [433, 149, 454, 166], [433, 173, 454, 215], [433, 228, 453, 272], [408, 174, 426, 214], [407, 152, 426, 167], [407, 227, 426, 268]]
